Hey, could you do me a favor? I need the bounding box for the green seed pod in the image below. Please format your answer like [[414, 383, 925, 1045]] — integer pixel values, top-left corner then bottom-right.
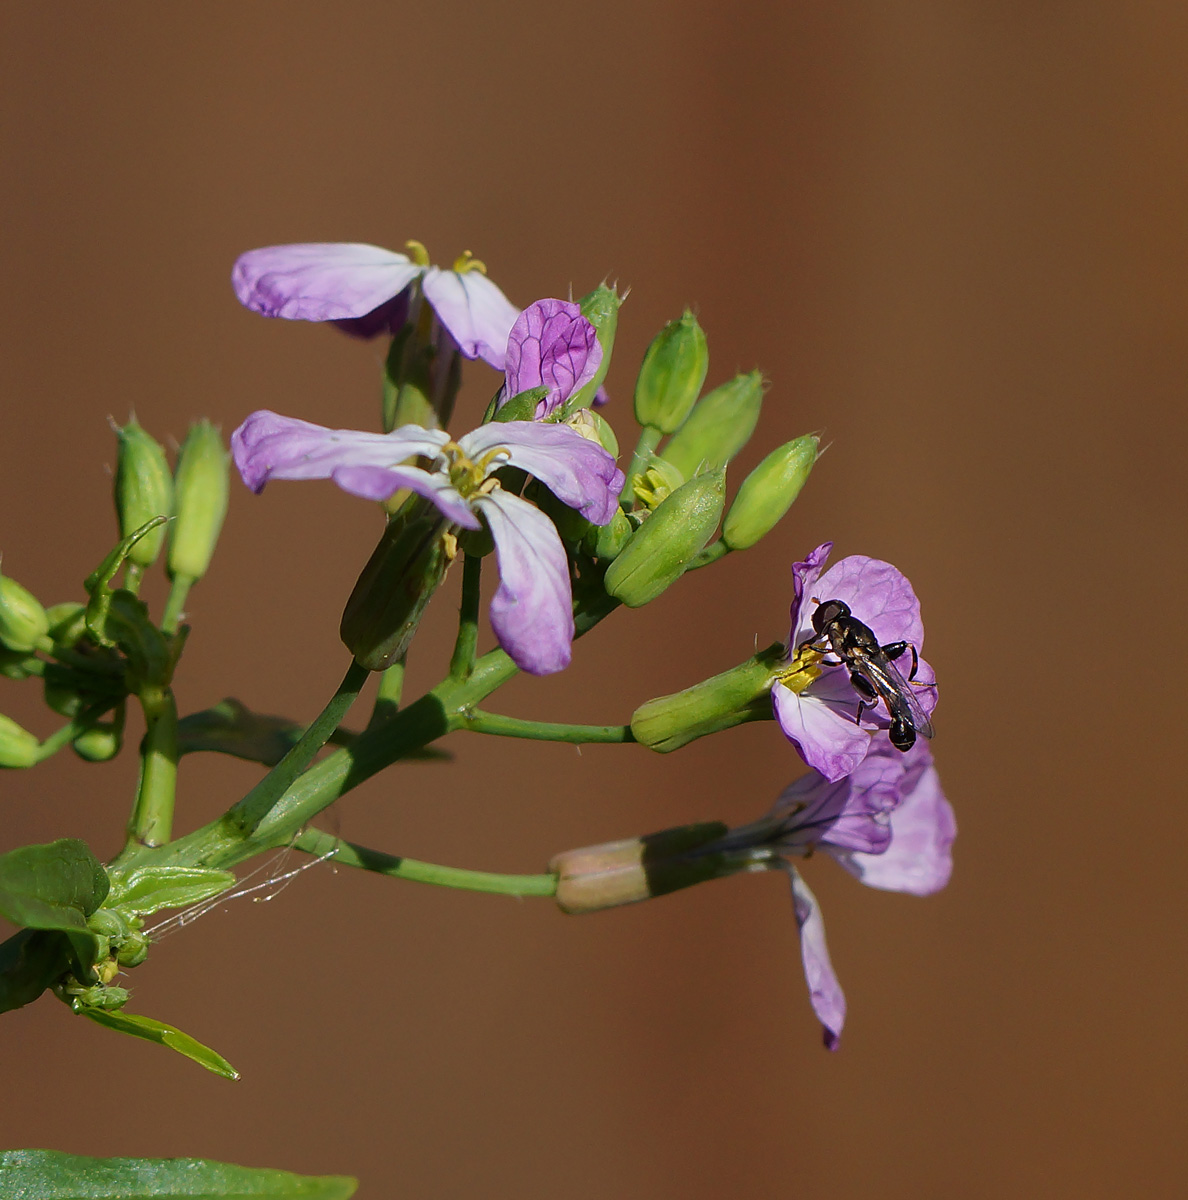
[[722, 435, 820, 551], [113, 420, 173, 568], [340, 499, 454, 671], [583, 506, 632, 561], [660, 370, 766, 479], [168, 420, 230, 583], [565, 282, 622, 415], [603, 468, 726, 607], [0, 574, 49, 653], [0, 714, 40, 768], [72, 703, 126, 763], [633, 310, 709, 434]]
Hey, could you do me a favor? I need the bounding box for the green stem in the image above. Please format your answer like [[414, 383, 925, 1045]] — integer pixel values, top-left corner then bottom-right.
[[620, 425, 663, 506], [461, 709, 634, 745], [294, 828, 557, 897], [367, 657, 406, 732], [125, 687, 179, 848], [161, 574, 194, 636], [448, 554, 482, 680], [32, 704, 116, 763], [688, 538, 731, 570], [124, 562, 144, 596]]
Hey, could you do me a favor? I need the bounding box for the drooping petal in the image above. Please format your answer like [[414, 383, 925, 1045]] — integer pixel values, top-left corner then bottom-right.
[[461, 422, 624, 525], [331, 288, 412, 340], [789, 543, 833, 644], [231, 411, 448, 493], [772, 676, 873, 783], [421, 267, 519, 369], [330, 466, 479, 527], [795, 553, 926, 652], [476, 488, 574, 674], [788, 867, 846, 1050], [231, 243, 422, 324], [834, 745, 955, 895], [502, 299, 602, 418]]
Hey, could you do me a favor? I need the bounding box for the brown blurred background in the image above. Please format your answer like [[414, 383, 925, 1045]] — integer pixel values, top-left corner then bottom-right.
[[1, 3, 1185, 1197]]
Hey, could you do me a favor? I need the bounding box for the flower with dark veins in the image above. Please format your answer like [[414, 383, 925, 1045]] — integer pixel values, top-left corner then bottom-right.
[[231, 412, 624, 674], [500, 298, 602, 419], [231, 240, 519, 368], [771, 542, 938, 782]]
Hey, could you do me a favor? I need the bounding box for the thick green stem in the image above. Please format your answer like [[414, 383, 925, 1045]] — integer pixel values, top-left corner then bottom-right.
[[294, 828, 557, 897], [367, 657, 406, 731], [125, 687, 179, 849], [688, 539, 731, 570], [620, 425, 664, 506], [460, 709, 634, 745], [161, 574, 194, 636], [448, 554, 483, 680]]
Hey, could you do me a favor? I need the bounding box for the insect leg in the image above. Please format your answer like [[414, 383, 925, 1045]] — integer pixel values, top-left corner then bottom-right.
[[884, 641, 920, 681]]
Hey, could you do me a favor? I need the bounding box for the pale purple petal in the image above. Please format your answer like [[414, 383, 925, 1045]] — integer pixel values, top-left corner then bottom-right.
[[331, 288, 412, 339], [789, 542, 833, 643], [460, 422, 624, 525], [502, 299, 602, 418], [422, 268, 519, 369], [772, 677, 873, 783], [834, 745, 955, 895], [788, 868, 846, 1050], [232, 243, 421, 323], [330, 466, 479, 528], [793, 553, 925, 651], [231, 411, 448, 493], [476, 489, 574, 675]]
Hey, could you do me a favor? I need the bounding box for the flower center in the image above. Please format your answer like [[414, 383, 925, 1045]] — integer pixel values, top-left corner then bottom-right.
[[774, 642, 827, 694], [442, 442, 509, 497]]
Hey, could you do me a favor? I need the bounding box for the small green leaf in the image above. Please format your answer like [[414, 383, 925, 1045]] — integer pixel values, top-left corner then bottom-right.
[[104, 865, 236, 917], [492, 386, 548, 422], [79, 1008, 242, 1080], [0, 839, 109, 932], [0, 928, 71, 1013], [0, 1149, 357, 1198]]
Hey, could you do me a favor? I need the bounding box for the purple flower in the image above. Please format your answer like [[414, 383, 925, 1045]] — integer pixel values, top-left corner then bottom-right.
[[771, 542, 938, 782], [231, 412, 624, 674], [231, 242, 520, 369], [723, 740, 955, 1049], [500, 299, 602, 418]]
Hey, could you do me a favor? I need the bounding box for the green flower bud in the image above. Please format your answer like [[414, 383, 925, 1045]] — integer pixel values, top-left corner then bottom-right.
[[113, 420, 174, 568], [566, 409, 619, 457], [582, 506, 632, 561], [631, 644, 785, 752], [564, 283, 622, 415], [633, 310, 709, 434], [0, 715, 40, 768], [72, 703, 126, 763], [603, 469, 726, 607], [340, 499, 454, 671], [115, 930, 149, 968], [70, 984, 129, 1013], [722, 435, 820, 551], [631, 457, 685, 511], [0, 573, 49, 652], [660, 370, 766, 479], [168, 420, 229, 583]]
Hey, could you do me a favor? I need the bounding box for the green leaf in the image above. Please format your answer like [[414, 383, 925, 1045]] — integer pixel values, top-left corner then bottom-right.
[[78, 1008, 242, 1080], [0, 839, 109, 932], [0, 928, 71, 1013], [0, 1149, 357, 1198], [492, 385, 548, 423], [104, 865, 236, 917]]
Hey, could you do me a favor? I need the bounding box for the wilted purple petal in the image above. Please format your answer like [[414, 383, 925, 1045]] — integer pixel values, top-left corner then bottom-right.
[[461, 422, 624, 526], [834, 745, 955, 895], [477, 489, 574, 675], [788, 868, 846, 1050], [772, 675, 873, 783], [790, 542, 833, 640], [422, 267, 519, 369], [503, 299, 602, 418], [330, 466, 479, 527], [231, 410, 447, 493], [331, 288, 412, 340], [232, 243, 421, 323]]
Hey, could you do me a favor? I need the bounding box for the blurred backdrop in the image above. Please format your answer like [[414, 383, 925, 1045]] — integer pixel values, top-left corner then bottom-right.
[[1, 4, 1185, 1198]]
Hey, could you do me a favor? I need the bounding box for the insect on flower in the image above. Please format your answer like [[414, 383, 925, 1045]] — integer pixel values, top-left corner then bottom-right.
[[804, 598, 934, 752]]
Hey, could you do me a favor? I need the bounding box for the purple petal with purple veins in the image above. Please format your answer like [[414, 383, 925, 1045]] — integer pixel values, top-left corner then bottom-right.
[[788, 867, 846, 1050], [789, 542, 833, 641], [772, 675, 874, 783], [476, 489, 574, 675], [461, 422, 624, 526], [330, 466, 479, 527], [502, 299, 602, 418], [422, 267, 519, 369], [232, 243, 422, 323], [833, 744, 955, 895], [230, 410, 448, 493]]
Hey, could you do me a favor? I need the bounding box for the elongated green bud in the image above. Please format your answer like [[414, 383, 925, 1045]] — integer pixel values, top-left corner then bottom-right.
[[633, 310, 709, 434], [631, 644, 784, 752], [565, 283, 622, 414], [604, 468, 725, 607], [0, 574, 49, 652], [0, 714, 39, 768], [582, 506, 632, 561], [661, 370, 765, 479], [114, 421, 173, 568], [168, 420, 229, 582], [340, 500, 454, 671], [722, 435, 820, 551]]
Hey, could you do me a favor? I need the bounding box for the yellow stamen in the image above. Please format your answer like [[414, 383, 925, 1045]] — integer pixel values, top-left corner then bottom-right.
[[405, 239, 431, 268], [774, 643, 826, 694], [452, 250, 488, 275]]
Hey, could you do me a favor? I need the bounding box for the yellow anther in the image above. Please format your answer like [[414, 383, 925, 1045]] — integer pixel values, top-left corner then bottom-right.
[[774, 643, 826, 694], [452, 250, 488, 275], [405, 239, 431, 268]]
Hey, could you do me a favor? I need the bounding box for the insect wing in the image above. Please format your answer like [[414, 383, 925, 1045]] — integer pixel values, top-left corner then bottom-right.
[[860, 652, 934, 740]]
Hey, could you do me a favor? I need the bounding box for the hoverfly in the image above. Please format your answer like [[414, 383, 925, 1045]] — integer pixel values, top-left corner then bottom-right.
[[806, 598, 934, 752]]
